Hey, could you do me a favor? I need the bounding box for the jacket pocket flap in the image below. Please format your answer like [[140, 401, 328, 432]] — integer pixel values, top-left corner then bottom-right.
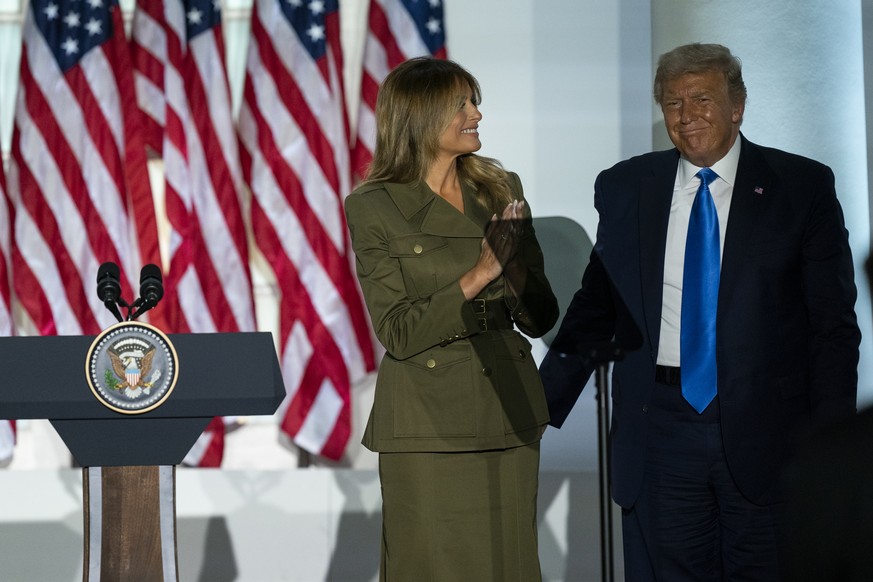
[[388, 234, 448, 258]]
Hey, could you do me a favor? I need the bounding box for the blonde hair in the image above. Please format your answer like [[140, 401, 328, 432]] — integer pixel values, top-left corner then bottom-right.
[[363, 57, 514, 213]]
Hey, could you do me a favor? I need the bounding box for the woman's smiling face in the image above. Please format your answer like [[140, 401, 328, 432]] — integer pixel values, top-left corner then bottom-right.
[[437, 83, 483, 160]]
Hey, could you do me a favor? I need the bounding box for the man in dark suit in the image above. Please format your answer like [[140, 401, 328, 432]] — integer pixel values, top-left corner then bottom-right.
[[540, 43, 860, 581]]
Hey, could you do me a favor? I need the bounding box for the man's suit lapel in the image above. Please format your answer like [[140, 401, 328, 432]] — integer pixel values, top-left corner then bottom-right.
[[635, 139, 775, 351], [719, 136, 775, 317], [639, 150, 680, 352]]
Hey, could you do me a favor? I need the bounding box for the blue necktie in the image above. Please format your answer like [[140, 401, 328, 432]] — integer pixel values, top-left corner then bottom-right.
[[681, 167, 720, 413]]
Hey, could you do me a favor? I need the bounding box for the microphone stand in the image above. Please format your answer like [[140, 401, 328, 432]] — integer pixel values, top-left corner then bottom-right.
[[583, 341, 623, 582]]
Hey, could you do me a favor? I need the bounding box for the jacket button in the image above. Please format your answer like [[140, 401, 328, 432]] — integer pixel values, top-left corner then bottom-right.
[[642, 404, 649, 413], [413, 244, 423, 254], [481, 367, 492, 377], [426, 359, 436, 368], [518, 350, 526, 359]]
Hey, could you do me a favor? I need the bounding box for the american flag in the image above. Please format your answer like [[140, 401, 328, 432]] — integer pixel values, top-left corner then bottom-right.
[[0, 165, 13, 337], [0, 164, 15, 464], [238, 0, 376, 460], [8, 0, 160, 336], [131, 0, 255, 466], [351, 0, 446, 180]]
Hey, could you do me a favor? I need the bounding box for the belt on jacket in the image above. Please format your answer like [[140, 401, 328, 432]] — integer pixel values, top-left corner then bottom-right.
[[655, 365, 681, 386], [470, 299, 513, 332]]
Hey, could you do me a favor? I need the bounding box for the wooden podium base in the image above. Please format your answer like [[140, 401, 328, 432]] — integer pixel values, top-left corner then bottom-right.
[[82, 466, 178, 582]]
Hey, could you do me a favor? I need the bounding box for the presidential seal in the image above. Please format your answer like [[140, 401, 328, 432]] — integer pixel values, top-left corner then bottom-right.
[[86, 321, 178, 414]]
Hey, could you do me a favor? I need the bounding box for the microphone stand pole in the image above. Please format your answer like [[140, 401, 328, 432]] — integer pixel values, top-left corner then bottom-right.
[[584, 342, 623, 582]]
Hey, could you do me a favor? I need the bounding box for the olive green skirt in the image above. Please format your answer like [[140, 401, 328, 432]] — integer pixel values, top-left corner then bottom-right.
[[378, 441, 542, 582]]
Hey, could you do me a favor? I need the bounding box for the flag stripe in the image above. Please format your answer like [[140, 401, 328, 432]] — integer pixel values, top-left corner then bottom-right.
[[132, 0, 255, 465], [11, 134, 99, 334], [10, 0, 160, 337], [253, 201, 351, 459], [240, 67, 367, 341], [0, 140, 17, 464], [0, 167, 13, 335], [352, 0, 447, 180], [250, 11, 342, 196], [19, 59, 128, 281], [240, 74, 370, 379], [240, 0, 376, 460], [132, 0, 254, 336]]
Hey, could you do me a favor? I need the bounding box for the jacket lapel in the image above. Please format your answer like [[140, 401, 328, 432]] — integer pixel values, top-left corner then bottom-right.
[[422, 183, 486, 238], [718, 135, 775, 316], [384, 181, 432, 220], [639, 150, 680, 351], [634, 138, 774, 355], [383, 180, 487, 238], [385, 181, 484, 238]]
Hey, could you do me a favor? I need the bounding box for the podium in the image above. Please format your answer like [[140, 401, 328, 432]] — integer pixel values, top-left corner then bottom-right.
[[0, 331, 285, 581]]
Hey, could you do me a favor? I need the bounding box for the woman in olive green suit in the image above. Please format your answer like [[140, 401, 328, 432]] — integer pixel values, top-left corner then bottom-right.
[[345, 57, 558, 582]]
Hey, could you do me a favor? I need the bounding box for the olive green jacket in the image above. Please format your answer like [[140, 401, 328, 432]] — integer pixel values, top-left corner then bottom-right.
[[345, 173, 559, 453]]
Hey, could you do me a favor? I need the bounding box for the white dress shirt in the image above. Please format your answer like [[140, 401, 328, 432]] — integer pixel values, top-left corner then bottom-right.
[[656, 138, 741, 367]]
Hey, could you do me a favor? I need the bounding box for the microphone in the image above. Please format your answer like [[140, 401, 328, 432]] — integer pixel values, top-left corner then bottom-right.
[[96, 262, 123, 323], [139, 264, 164, 308], [129, 264, 164, 320]]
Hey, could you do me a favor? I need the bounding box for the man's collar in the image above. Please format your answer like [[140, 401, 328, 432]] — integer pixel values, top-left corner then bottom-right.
[[678, 134, 742, 187]]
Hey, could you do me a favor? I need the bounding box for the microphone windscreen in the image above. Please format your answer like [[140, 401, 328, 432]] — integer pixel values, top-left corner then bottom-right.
[[140, 263, 162, 284], [97, 262, 120, 282], [139, 264, 164, 303]]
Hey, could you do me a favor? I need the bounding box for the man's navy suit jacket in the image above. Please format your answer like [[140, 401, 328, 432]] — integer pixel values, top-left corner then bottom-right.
[[541, 134, 861, 508]]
